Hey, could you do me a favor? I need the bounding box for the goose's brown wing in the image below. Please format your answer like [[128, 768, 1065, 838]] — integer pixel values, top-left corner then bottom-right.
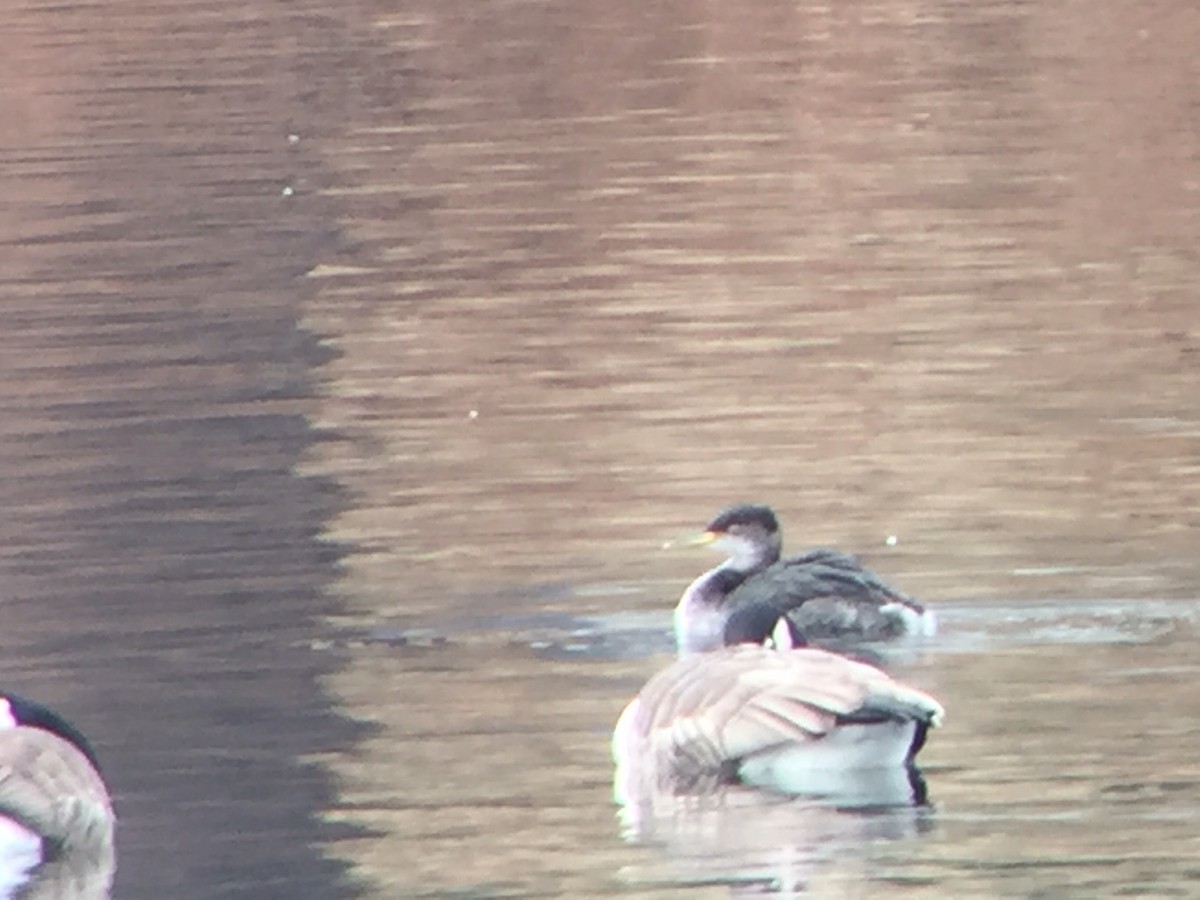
[[624, 645, 943, 783]]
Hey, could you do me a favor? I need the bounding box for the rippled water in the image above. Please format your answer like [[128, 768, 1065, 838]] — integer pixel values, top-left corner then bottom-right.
[[2, 0, 1199, 896]]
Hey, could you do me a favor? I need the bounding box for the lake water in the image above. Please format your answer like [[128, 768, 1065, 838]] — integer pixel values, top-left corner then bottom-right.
[[2, 0, 1199, 897]]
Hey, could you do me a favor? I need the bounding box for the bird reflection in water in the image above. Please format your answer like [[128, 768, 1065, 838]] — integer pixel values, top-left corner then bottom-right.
[[615, 784, 935, 896]]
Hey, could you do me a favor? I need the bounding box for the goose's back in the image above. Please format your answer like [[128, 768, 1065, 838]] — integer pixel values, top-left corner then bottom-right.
[[614, 644, 941, 797], [0, 728, 113, 856]]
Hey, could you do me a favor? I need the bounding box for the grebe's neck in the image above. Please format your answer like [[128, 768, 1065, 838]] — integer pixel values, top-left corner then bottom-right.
[[673, 563, 751, 654]]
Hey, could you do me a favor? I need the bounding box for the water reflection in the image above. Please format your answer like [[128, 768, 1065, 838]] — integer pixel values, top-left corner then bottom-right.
[[617, 788, 934, 896]]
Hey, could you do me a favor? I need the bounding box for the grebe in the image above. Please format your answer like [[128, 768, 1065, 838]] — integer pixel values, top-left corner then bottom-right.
[[673, 504, 934, 654]]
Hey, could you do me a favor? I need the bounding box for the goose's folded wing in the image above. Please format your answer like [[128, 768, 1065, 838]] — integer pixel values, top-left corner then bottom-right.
[[631, 646, 887, 772]]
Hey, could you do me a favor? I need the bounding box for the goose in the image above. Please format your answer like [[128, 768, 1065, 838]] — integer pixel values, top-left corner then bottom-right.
[[673, 503, 935, 654], [0, 693, 115, 898], [613, 603, 943, 804]]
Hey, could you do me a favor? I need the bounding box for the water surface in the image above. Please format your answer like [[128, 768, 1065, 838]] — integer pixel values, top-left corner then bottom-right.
[[1, 0, 1199, 896]]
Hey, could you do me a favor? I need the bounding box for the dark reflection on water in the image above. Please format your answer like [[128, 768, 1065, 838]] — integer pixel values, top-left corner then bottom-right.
[[1, 0, 366, 897]]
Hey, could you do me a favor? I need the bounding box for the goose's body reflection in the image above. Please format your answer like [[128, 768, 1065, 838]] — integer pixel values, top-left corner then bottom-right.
[[616, 782, 934, 895]]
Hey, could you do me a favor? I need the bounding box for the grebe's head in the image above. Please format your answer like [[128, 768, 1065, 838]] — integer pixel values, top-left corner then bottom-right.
[[680, 504, 783, 571]]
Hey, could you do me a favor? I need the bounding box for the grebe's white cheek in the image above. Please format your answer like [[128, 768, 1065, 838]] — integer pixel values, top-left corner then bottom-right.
[[714, 533, 757, 569], [712, 533, 738, 554], [0, 700, 15, 730]]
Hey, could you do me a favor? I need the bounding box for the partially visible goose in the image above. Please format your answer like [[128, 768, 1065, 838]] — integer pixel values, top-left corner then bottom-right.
[[673, 503, 935, 654], [614, 603, 943, 804], [0, 693, 115, 898]]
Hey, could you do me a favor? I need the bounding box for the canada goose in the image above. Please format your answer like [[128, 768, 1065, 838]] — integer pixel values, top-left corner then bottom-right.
[[613, 604, 943, 803], [673, 504, 935, 653], [0, 693, 114, 897]]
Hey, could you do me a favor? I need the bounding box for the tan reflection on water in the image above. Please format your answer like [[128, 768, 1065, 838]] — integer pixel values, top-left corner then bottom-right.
[[296, 0, 1200, 895]]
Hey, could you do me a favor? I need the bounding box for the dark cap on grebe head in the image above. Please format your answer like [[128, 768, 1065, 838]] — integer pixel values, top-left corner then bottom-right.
[[723, 602, 806, 649], [706, 504, 779, 535]]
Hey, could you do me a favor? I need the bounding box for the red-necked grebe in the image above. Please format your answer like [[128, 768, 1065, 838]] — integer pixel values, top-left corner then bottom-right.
[[673, 503, 935, 654]]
